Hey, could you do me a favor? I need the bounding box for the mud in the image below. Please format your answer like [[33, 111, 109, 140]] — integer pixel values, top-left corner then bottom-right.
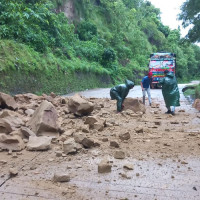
[[1, 84, 200, 200]]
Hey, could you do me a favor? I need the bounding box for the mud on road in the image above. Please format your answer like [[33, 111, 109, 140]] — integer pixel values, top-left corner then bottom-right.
[[0, 85, 200, 200]]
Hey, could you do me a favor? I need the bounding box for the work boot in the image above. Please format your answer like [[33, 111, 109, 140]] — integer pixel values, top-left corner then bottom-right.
[[171, 111, 175, 115], [165, 110, 171, 114], [143, 96, 145, 105]]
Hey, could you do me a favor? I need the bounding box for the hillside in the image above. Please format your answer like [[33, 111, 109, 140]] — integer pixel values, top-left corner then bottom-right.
[[0, 0, 200, 94]]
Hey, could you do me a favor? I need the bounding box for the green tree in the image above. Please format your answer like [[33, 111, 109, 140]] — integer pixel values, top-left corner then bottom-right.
[[179, 0, 200, 42]]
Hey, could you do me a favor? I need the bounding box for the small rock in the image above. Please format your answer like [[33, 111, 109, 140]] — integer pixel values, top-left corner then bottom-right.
[[193, 186, 197, 191], [0, 160, 7, 164], [114, 151, 125, 159], [55, 151, 62, 157], [181, 161, 188, 164], [9, 168, 18, 176], [102, 138, 108, 142], [120, 173, 131, 179], [98, 159, 112, 173], [8, 150, 12, 155], [119, 132, 130, 140], [110, 141, 119, 148], [53, 173, 70, 182], [30, 165, 37, 170], [135, 127, 143, 133], [81, 138, 94, 148], [12, 153, 18, 158], [123, 164, 134, 170]]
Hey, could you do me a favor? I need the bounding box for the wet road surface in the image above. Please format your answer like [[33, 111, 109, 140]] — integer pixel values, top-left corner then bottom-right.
[[1, 82, 200, 200]]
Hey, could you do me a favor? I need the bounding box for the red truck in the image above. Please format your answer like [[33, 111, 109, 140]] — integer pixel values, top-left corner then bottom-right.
[[149, 52, 176, 88]]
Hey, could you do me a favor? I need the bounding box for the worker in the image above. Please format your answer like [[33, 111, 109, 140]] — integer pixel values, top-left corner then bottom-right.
[[159, 70, 180, 115], [141, 72, 153, 106], [110, 79, 134, 112]]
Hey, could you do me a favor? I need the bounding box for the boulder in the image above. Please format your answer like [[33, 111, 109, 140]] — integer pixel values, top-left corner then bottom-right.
[[0, 134, 25, 151], [27, 100, 59, 137], [0, 92, 18, 110], [68, 94, 94, 116], [27, 136, 52, 151], [14, 93, 42, 103], [0, 110, 17, 118], [0, 118, 13, 134], [123, 98, 146, 113], [0, 116, 24, 134]]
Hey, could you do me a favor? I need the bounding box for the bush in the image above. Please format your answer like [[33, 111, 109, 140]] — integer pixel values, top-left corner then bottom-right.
[[77, 21, 97, 41], [101, 47, 116, 66]]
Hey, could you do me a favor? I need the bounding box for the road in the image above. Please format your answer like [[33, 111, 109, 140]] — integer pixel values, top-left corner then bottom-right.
[[0, 81, 200, 200]]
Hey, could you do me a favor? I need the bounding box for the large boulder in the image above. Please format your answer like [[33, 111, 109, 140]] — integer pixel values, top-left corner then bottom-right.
[[123, 98, 146, 113], [68, 94, 94, 116], [27, 136, 52, 151], [0, 134, 25, 151], [14, 93, 43, 104], [27, 100, 59, 137], [0, 92, 18, 110]]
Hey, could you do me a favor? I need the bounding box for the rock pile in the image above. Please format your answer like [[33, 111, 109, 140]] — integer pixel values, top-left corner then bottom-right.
[[0, 91, 146, 165]]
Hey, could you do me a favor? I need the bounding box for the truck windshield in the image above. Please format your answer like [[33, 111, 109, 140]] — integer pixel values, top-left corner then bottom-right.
[[149, 60, 175, 69], [149, 53, 176, 85]]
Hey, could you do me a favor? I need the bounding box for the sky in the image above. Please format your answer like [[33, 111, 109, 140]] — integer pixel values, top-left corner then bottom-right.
[[149, 0, 189, 37]]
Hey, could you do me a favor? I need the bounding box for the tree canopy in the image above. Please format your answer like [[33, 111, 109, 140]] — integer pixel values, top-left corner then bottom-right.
[[179, 0, 200, 42]]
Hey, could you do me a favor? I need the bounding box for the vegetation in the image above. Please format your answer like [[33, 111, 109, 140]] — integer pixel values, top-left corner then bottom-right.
[[0, 0, 200, 95], [179, 0, 200, 42], [195, 84, 200, 98], [183, 84, 200, 100]]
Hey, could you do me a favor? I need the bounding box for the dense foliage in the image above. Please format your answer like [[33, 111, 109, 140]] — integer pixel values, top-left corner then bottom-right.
[[0, 0, 200, 94], [179, 0, 200, 43]]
